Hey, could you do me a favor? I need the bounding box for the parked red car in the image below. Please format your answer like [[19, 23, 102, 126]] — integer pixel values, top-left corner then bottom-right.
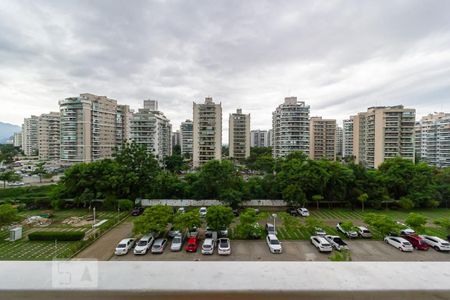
[[185, 237, 199, 252], [402, 234, 430, 251]]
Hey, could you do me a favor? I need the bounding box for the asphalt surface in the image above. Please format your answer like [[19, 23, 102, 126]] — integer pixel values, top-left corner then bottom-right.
[[109, 239, 450, 262]]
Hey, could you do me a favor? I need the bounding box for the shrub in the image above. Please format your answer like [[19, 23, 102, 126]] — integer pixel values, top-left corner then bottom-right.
[[28, 231, 85, 241], [118, 199, 134, 211]]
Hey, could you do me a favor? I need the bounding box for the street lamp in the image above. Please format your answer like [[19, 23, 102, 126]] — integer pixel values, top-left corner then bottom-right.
[[272, 213, 277, 232]]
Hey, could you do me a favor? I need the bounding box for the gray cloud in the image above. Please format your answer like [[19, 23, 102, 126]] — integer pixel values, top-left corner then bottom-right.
[[1, 0, 450, 141]]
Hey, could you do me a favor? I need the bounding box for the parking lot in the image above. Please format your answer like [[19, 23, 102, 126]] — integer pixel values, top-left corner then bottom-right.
[[109, 240, 450, 262]]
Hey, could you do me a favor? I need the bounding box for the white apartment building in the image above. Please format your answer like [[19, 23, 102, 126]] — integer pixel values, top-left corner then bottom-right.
[[415, 112, 450, 168], [38, 112, 60, 161], [309, 117, 337, 160], [129, 100, 172, 160], [180, 120, 193, 158], [193, 97, 222, 167], [229, 109, 250, 161], [268, 129, 273, 147], [353, 106, 416, 168], [250, 130, 269, 147], [336, 126, 343, 157], [59, 93, 118, 164], [13, 132, 22, 148], [116, 104, 131, 147], [22, 115, 39, 156], [343, 117, 354, 158], [171, 130, 181, 147], [272, 97, 310, 158]]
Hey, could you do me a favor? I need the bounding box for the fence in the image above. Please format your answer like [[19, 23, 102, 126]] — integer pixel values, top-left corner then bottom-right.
[[140, 199, 288, 207]]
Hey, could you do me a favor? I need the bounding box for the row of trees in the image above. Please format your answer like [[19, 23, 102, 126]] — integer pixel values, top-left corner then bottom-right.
[[51, 143, 450, 210]]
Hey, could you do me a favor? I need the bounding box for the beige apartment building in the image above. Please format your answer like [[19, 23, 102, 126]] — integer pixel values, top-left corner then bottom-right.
[[22, 115, 39, 156], [116, 104, 131, 147], [229, 109, 250, 161], [59, 93, 118, 164], [180, 120, 193, 158], [353, 106, 415, 168], [309, 117, 337, 160], [342, 117, 354, 158], [272, 97, 310, 158], [37, 112, 60, 161], [193, 97, 222, 168]]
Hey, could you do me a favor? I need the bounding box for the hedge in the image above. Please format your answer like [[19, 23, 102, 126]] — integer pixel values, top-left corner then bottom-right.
[[28, 231, 85, 241]]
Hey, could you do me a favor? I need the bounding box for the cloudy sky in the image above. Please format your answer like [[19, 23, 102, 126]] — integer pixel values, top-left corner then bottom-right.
[[1, 0, 450, 141]]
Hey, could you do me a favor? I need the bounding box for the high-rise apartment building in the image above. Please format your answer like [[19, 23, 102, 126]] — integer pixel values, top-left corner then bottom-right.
[[268, 129, 273, 147], [229, 109, 250, 161], [13, 132, 22, 148], [22, 115, 39, 156], [59, 93, 118, 164], [343, 117, 354, 158], [129, 100, 172, 160], [192, 97, 222, 167], [38, 112, 60, 161], [272, 97, 310, 158], [180, 120, 193, 158], [143, 100, 158, 111], [336, 126, 343, 157], [353, 106, 415, 168], [171, 130, 181, 147], [116, 104, 131, 147], [415, 112, 450, 168], [309, 117, 337, 160], [250, 130, 269, 147]]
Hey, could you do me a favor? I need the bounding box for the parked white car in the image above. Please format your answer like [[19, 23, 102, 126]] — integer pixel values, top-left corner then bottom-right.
[[266, 234, 282, 254], [218, 238, 231, 255], [199, 207, 207, 217], [297, 208, 310, 217], [336, 222, 358, 238], [314, 227, 326, 236], [177, 207, 185, 214], [356, 226, 372, 238], [310, 235, 333, 252], [384, 236, 413, 252], [170, 234, 184, 252], [114, 238, 135, 256], [201, 238, 215, 255], [133, 234, 154, 255], [400, 228, 416, 236], [420, 235, 450, 251], [324, 235, 349, 251]]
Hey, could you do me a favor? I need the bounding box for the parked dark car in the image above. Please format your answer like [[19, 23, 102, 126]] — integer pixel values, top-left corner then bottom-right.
[[131, 207, 144, 216], [286, 207, 299, 216], [232, 209, 240, 217]]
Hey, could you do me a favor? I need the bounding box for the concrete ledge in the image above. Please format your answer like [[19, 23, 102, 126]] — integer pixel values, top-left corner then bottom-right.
[[1, 261, 449, 299]]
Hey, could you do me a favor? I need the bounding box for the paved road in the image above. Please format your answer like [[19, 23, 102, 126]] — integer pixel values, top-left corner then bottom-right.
[[109, 240, 450, 262], [74, 221, 133, 261]]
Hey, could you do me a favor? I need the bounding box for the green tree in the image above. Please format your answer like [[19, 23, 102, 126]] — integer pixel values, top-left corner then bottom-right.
[[398, 197, 415, 210], [118, 199, 134, 211], [434, 218, 450, 234], [282, 184, 306, 206], [0, 204, 19, 226], [163, 154, 186, 174], [235, 208, 263, 239], [133, 205, 173, 235], [0, 144, 19, 164], [172, 210, 202, 231], [329, 249, 352, 261], [340, 221, 355, 232], [219, 189, 242, 208], [33, 162, 47, 183], [205, 206, 234, 231], [0, 170, 21, 188], [304, 217, 326, 234], [404, 213, 427, 233], [312, 194, 323, 210], [364, 213, 400, 236], [358, 193, 368, 212]]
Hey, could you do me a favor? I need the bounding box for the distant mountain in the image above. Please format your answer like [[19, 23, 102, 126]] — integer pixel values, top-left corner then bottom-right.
[[0, 122, 21, 143]]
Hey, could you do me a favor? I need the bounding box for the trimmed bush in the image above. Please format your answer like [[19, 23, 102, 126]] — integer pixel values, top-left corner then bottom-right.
[[28, 231, 85, 241]]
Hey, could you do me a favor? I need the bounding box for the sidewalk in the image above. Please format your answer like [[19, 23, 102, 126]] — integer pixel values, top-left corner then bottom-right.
[[73, 221, 133, 261]]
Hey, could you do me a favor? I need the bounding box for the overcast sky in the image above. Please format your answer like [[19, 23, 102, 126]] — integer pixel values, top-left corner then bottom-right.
[[1, 0, 450, 141]]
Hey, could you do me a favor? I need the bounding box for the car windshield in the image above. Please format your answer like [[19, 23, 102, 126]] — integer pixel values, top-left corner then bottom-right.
[[442, 243, 450, 246], [220, 240, 229, 247], [403, 242, 411, 245], [173, 237, 181, 243], [137, 241, 148, 246], [323, 243, 331, 247], [270, 239, 280, 245], [117, 244, 126, 248], [154, 242, 162, 247], [363, 230, 370, 233], [188, 243, 195, 247], [203, 244, 211, 249]]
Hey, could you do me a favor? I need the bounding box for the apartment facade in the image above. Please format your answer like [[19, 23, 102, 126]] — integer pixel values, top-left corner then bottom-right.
[[59, 93, 118, 164], [268, 129, 273, 147], [342, 117, 354, 158], [180, 120, 193, 158], [353, 106, 416, 168], [22, 115, 39, 156], [250, 130, 269, 147], [13, 132, 22, 148], [272, 97, 310, 158], [116, 104, 131, 147], [171, 130, 181, 147], [415, 112, 450, 168], [336, 126, 343, 157], [309, 117, 337, 160], [229, 109, 250, 161], [192, 97, 222, 168], [129, 101, 172, 160], [37, 112, 60, 161]]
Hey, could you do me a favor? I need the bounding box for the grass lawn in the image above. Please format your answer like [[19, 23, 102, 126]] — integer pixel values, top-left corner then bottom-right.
[[0, 209, 129, 260]]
